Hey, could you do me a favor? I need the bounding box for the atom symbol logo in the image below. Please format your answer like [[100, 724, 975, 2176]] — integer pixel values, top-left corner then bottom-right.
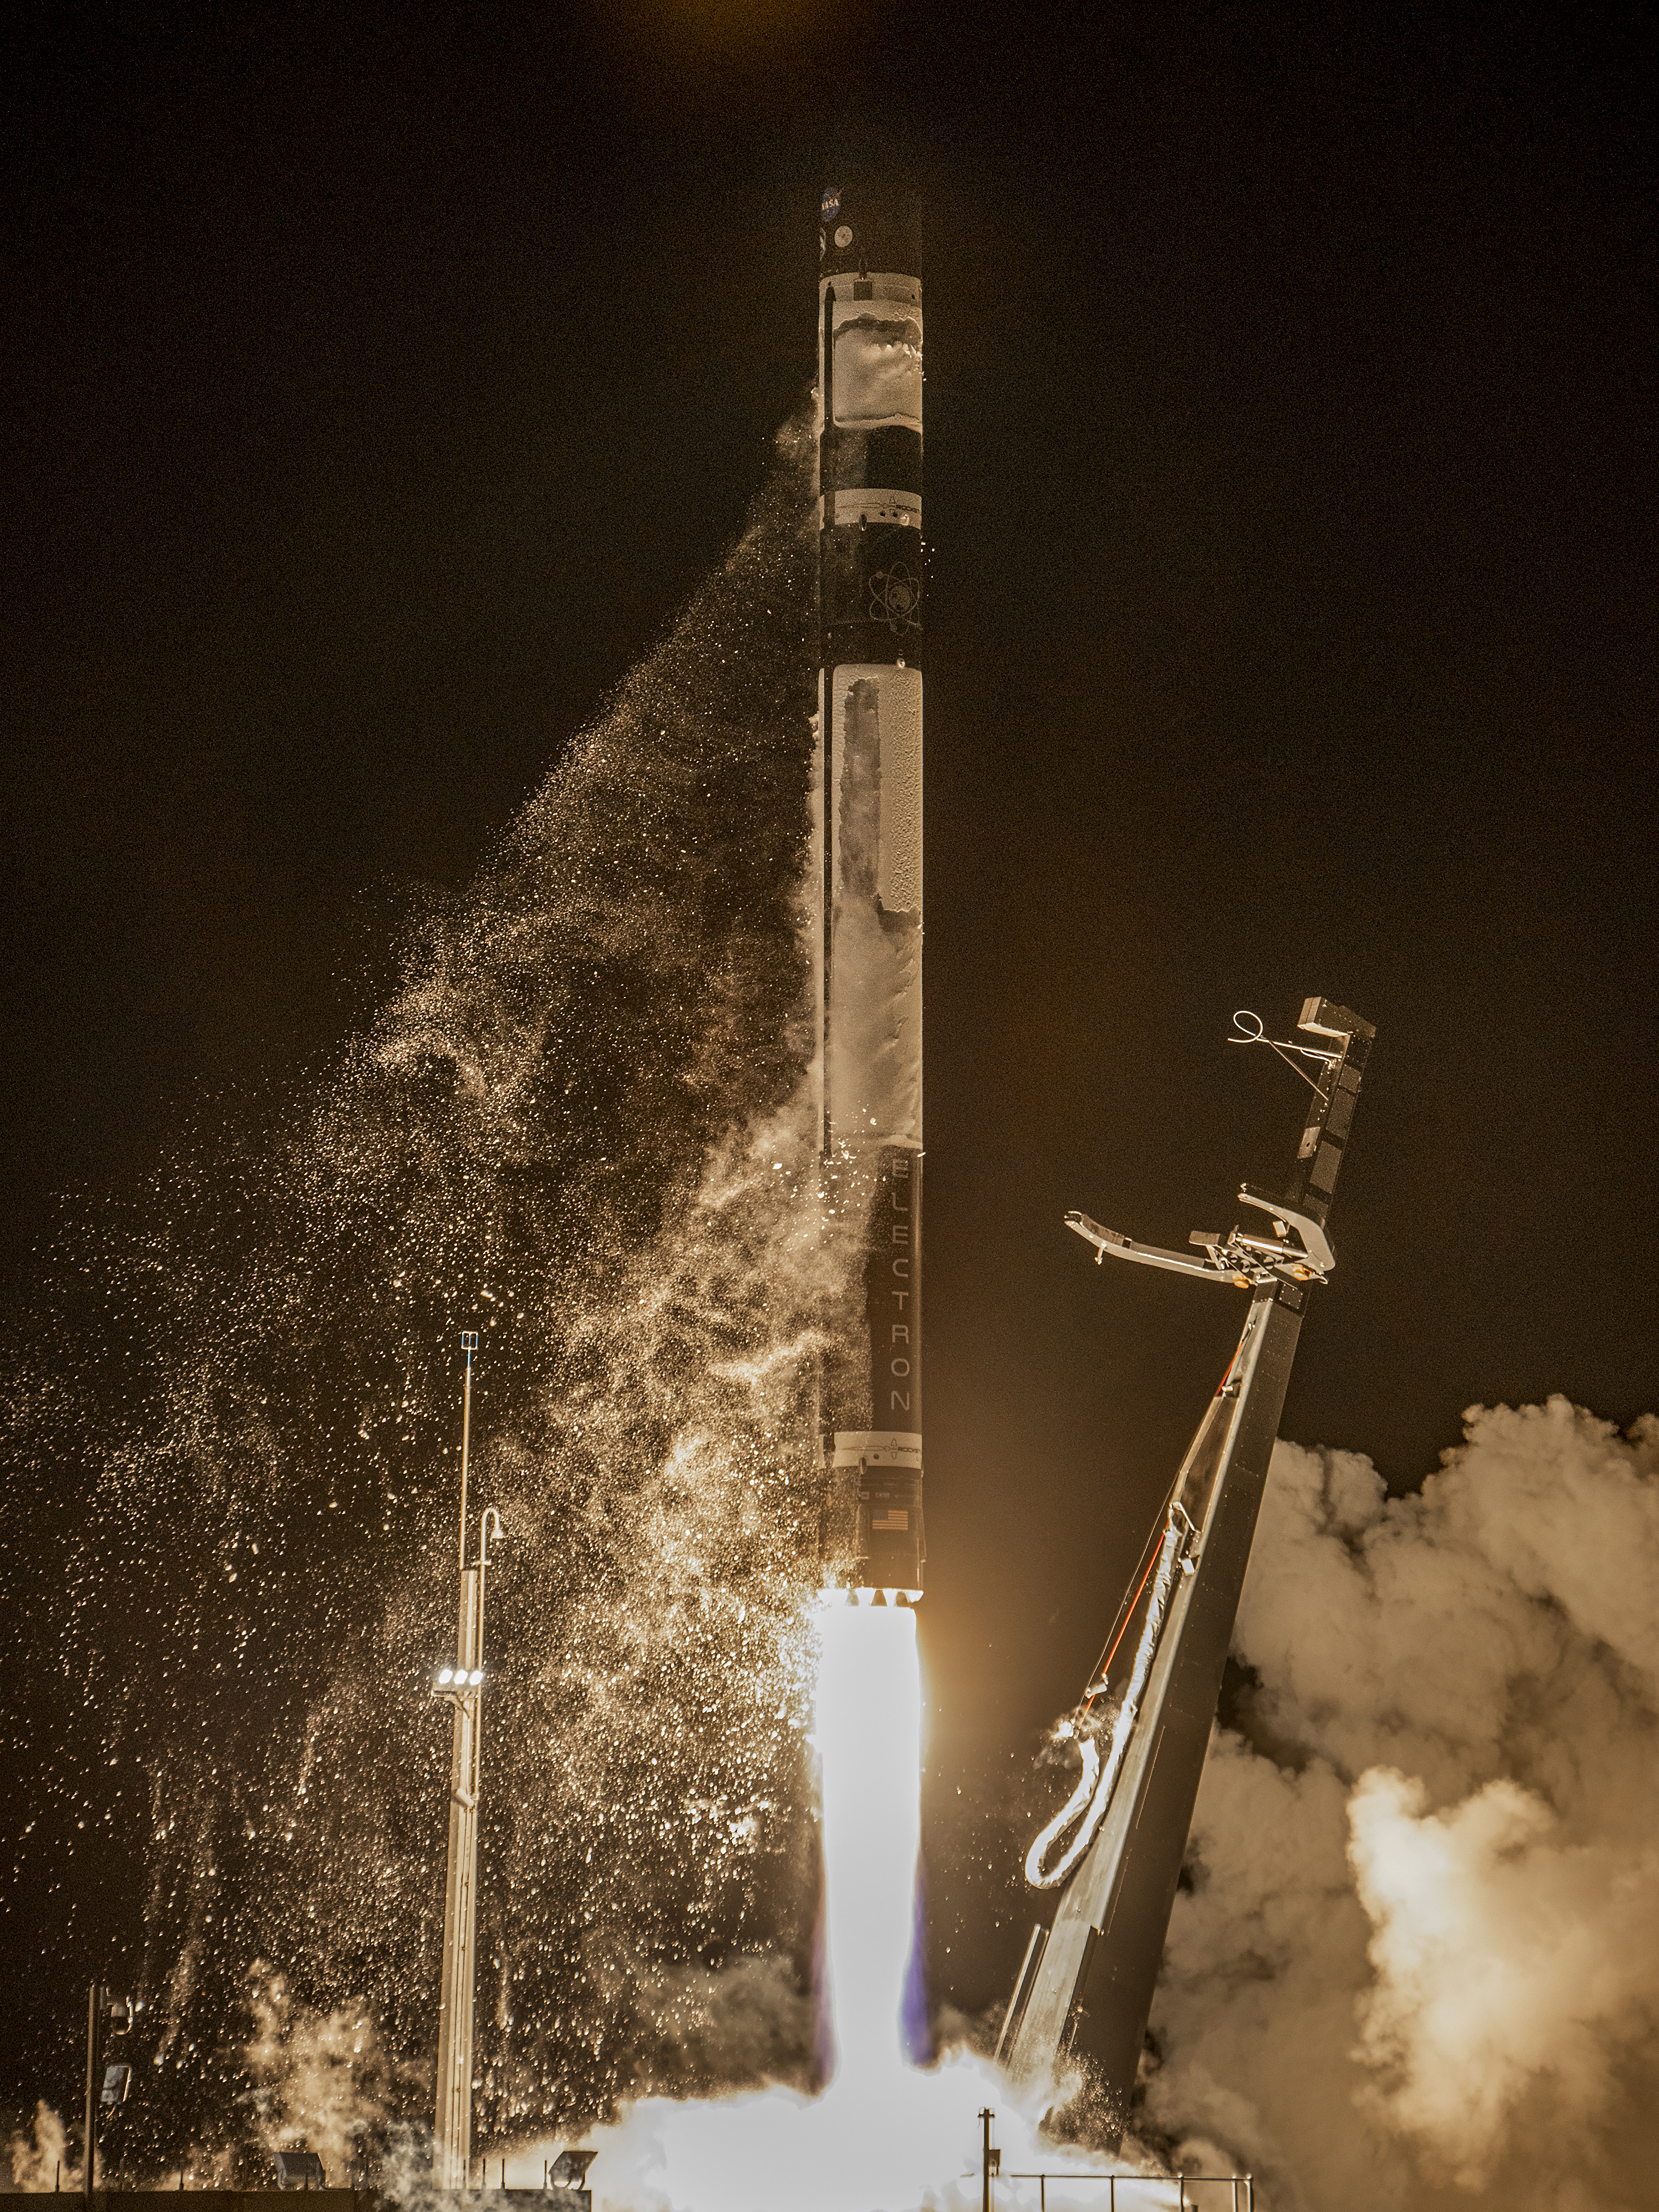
[[869, 567, 922, 633]]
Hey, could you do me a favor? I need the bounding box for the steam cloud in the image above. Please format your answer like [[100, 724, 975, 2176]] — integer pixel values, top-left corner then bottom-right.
[[241, 1965, 418, 2182], [1146, 1398, 1659, 2210], [7, 2103, 72, 2193]]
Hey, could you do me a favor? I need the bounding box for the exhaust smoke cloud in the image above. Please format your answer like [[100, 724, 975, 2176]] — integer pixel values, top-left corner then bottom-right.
[[1146, 1400, 1659, 2209]]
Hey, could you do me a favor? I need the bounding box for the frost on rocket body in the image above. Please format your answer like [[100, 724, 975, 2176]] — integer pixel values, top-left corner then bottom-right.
[[1147, 1397, 1659, 2210], [831, 316, 924, 429], [824, 669, 923, 1151]]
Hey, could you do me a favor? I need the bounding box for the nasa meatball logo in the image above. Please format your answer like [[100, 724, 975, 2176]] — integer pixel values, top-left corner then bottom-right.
[[869, 567, 921, 633], [820, 187, 841, 219]]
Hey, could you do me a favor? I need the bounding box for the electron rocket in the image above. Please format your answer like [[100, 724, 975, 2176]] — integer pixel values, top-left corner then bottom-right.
[[815, 181, 925, 1601]]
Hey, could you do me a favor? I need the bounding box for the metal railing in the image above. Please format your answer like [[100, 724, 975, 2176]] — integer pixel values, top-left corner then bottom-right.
[[1001, 2175, 1254, 2211]]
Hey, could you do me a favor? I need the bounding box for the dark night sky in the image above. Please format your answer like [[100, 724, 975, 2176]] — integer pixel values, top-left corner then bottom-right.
[[3, 0, 1656, 2066]]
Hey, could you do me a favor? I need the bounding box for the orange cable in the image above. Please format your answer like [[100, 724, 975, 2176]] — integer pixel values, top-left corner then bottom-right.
[[1083, 1534, 1165, 1710]]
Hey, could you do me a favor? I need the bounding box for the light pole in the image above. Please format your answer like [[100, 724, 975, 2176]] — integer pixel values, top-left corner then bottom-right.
[[82, 1987, 133, 2206], [979, 2108, 998, 2212], [433, 1332, 504, 2193]]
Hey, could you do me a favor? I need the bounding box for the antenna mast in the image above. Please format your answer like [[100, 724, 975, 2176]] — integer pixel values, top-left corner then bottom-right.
[[433, 1330, 503, 2192]]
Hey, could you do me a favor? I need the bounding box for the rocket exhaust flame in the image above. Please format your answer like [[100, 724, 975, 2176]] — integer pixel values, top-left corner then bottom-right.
[[814, 1602, 923, 2083], [498, 1603, 1181, 2206]]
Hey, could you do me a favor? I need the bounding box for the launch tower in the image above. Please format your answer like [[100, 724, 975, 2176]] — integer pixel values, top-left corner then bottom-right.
[[1000, 998, 1375, 2128]]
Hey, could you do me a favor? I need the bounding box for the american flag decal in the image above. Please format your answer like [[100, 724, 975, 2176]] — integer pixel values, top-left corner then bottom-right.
[[871, 1509, 910, 1531]]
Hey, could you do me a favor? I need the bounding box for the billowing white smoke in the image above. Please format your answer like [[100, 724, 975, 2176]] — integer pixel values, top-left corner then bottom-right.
[[6, 2101, 72, 2191], [1148, 1397, 1659, 2210], [242, 1963, 418, 2183], [3, 1969, 411, 2194]]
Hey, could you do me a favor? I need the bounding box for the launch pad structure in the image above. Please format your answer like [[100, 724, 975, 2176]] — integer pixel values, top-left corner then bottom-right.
[[1000, 998, 1376, 2131]]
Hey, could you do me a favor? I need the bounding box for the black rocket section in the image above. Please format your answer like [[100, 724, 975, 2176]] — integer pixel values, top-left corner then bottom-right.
[[815, 180, 926, 1600]]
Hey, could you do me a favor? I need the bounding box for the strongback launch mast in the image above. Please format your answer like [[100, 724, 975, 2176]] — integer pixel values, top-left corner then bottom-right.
[[1000, 997, 1376, 2128]]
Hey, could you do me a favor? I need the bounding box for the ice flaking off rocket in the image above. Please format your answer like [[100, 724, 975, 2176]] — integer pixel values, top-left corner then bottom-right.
[[814, 180, 925, 1602]]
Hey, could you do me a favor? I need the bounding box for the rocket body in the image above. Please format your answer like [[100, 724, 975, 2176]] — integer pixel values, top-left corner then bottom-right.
[[815, 184, 925, 1600]]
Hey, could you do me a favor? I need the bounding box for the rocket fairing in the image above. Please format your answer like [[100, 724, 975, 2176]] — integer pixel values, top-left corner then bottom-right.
[[815, 182, 925, 1601]]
